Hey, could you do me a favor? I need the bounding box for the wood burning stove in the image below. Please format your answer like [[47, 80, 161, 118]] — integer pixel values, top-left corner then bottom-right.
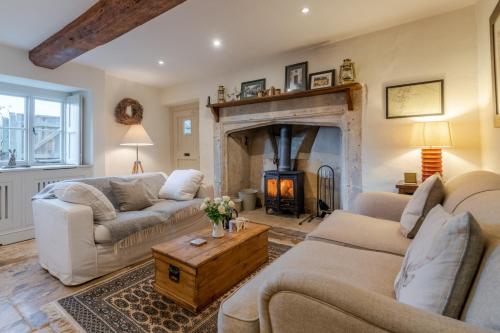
[[264, 170, 304, 217], [264, 125, 305, 218]]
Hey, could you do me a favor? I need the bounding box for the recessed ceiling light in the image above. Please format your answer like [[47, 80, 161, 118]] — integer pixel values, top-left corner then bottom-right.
[[213, 39, 222, 48], [157, 59, 165, 65], [301, 7, 310, 14]]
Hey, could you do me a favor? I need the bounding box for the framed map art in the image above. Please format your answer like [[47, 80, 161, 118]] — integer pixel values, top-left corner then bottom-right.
[[385, 80, 444, 119]]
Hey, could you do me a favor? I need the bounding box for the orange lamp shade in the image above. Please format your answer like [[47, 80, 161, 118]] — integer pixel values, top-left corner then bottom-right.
[[410, 121, 452, 181]]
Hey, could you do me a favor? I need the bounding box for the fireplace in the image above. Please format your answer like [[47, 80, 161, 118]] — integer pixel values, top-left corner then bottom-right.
[[214, 87, 363, 211], [264, 170, 304, 217]]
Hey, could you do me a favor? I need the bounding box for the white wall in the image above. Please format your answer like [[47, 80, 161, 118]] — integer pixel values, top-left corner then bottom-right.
[[104, 75, 171, 175], [162, 7, 481, 192], [0, 43, 106, 175], [0, 44, 170, 177], [476, 0, 500, 172]]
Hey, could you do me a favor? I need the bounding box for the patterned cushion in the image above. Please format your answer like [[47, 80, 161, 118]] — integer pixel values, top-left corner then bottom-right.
[[110, 179, 153, 212], [400, 174, 445, 238], [53, 181, 117, 221], [394, 205, 485, 318]]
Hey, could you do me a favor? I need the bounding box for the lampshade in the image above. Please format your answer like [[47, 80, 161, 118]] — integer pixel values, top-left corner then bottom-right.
[[120, 124, 154, 146], [410, 121, 452, 148]]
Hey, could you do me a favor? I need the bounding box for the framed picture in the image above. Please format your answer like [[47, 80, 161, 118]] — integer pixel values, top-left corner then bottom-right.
[[240, 78, 266, 100], [490, 1, 500, 127], [285, 62, 308, 92], [385, 80, 444, 119], [309, 70, 335, 90]]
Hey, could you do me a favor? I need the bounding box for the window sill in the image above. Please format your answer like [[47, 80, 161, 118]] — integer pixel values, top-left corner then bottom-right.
[[0, 164, 92, 173]]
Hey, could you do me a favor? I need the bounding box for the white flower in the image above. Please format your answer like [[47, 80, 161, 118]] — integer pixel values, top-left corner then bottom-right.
[[200, 203, 207, 210], [214, 197, 222, 204], [228, 200, 236, 208], [222, 195, 230, 202], [204, 197, 210, 203], [218, 205, 226, 214]]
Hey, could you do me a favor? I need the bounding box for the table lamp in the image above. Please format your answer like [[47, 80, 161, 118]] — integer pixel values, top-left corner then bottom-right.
[[410, 121, 452, 181], [120, 124, 154, 174]]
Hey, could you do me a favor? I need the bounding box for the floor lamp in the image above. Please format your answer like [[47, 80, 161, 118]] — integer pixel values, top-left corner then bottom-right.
[[120, 124, 154, 174], [411, 121, 452, 181]]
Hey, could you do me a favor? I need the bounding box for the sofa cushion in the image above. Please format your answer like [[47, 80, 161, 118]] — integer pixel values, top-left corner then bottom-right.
[[159, 169, 204, 201], [110, 179, 153, 212], [218, 240, 403, 333], [307, 210, 411, 256], [394, 205, 485, 318], [53, 181, 117, 221], [94, 198, 204, 244], [77, 172, 167, 209], [400, 174, 445, 238]]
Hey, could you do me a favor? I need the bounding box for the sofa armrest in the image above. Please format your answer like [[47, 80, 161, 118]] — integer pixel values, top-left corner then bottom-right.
[[196, 182, 214, 199], [32, 199, 97, 285], [259, 270, 491, 333], [351, 192, 411, 222]]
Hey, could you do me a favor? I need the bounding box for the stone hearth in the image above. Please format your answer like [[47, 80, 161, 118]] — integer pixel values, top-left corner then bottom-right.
[[214, 88, 363, 211]]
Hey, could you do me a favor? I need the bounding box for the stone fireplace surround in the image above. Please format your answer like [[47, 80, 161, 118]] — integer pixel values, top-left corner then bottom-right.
[[213, 88, 363, 210]]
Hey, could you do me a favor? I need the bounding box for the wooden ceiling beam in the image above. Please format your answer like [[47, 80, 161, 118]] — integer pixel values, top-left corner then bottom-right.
[[29, 0, 186, 69]]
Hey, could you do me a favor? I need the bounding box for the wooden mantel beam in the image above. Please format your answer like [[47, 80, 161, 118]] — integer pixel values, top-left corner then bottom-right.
[[29, 0, 186, 69]]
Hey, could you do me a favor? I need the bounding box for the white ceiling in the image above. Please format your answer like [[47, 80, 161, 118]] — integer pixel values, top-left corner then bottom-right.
[[0, 0, 477, 88]]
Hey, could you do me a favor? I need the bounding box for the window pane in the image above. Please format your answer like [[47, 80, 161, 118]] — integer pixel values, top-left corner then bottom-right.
[[0, 94, 27, 161], [33, 99, 62, 163], [183, 119, 192, 135]]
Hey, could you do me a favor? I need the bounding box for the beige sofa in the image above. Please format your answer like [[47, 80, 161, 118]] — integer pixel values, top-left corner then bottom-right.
[[218, 171, 500, 333]]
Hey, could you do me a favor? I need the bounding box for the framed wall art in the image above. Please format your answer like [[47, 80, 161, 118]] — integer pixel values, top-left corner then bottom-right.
[[240, 78, 266, 100], [385, 80, 444, 119], [309, 70, 335, 90], [285, 61, 308, 92], [490, 0, 500, 127]]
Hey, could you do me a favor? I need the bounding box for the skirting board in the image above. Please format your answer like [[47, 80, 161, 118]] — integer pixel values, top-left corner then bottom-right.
[[0, 227, 35, 245]]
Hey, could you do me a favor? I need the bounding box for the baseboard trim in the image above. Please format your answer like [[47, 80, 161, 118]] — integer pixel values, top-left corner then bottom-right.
[[0, 227, 35, 245]]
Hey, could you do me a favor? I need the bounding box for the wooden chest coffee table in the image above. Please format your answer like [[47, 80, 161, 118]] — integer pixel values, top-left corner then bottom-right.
[[151, 222, 270, 312]]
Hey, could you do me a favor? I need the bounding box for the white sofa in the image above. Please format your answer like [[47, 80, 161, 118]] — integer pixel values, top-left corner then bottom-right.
[[32, 172, 213, 286]]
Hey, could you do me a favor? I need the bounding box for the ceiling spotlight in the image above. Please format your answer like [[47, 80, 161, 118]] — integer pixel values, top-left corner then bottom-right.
[[157, 59, 165, 65], [213, 39, 222, 48], [301, 7, 310, 14]]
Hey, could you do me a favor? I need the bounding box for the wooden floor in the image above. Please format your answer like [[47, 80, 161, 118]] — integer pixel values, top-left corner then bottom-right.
[[0, 217, 317, 333]]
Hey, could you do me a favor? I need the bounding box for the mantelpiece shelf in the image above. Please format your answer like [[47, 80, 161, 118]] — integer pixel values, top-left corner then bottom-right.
[[208, 82, 361, 122]]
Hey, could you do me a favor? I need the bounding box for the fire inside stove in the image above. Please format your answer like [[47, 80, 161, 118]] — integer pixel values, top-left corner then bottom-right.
[[266, 178, 295, 199]]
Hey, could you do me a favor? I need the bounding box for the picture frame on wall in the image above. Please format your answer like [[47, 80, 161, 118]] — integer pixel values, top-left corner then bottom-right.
[[385, 80, 444, 119], [490, 0, 500, 127], [285, 62, 308, 92], [309, 70, 336, 90], [240, 78, 266, 100]]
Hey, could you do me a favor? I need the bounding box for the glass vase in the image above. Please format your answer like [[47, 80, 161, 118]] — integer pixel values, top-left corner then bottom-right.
[[211, 221, 225, 238]]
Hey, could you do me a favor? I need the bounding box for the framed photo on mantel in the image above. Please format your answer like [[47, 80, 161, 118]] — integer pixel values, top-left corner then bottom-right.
[[285, 61, 308, 93], [385, 80, 444, 119], [490, 0, 500, 127]]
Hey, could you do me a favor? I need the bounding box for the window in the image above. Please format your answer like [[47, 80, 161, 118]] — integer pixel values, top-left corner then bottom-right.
[[183, 119, 192, 135], [0, 88, 82, 166]]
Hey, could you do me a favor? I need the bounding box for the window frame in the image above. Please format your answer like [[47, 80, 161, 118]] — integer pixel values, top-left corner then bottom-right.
[[30, 96, 66, 166], [0, 83, 79, 167]]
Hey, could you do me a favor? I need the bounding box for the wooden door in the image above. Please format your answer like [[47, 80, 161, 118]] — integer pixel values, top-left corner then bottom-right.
[[171, 103, 199, 170]]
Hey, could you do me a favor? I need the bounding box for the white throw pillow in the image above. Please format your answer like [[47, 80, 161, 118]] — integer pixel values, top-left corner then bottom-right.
[[400, 174, 445, 238], [159, 169, 204, 201], [394, 205, 484, 318], [53, 182, 117, 221]]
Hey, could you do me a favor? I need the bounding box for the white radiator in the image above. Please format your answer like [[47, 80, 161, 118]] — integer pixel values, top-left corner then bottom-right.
[[0, 167, 93, 245]]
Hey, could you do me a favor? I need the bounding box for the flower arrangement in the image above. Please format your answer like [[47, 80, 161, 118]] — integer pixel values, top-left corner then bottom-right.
[[200, 196, 236, 238], [200, 196, 235, 224]]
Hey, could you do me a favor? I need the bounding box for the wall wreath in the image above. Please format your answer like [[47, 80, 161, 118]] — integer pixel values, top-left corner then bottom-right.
[[115, 98, 143, 125]]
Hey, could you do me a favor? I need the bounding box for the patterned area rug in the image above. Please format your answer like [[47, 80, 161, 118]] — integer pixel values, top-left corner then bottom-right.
[[42, 241, 293, 333]]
